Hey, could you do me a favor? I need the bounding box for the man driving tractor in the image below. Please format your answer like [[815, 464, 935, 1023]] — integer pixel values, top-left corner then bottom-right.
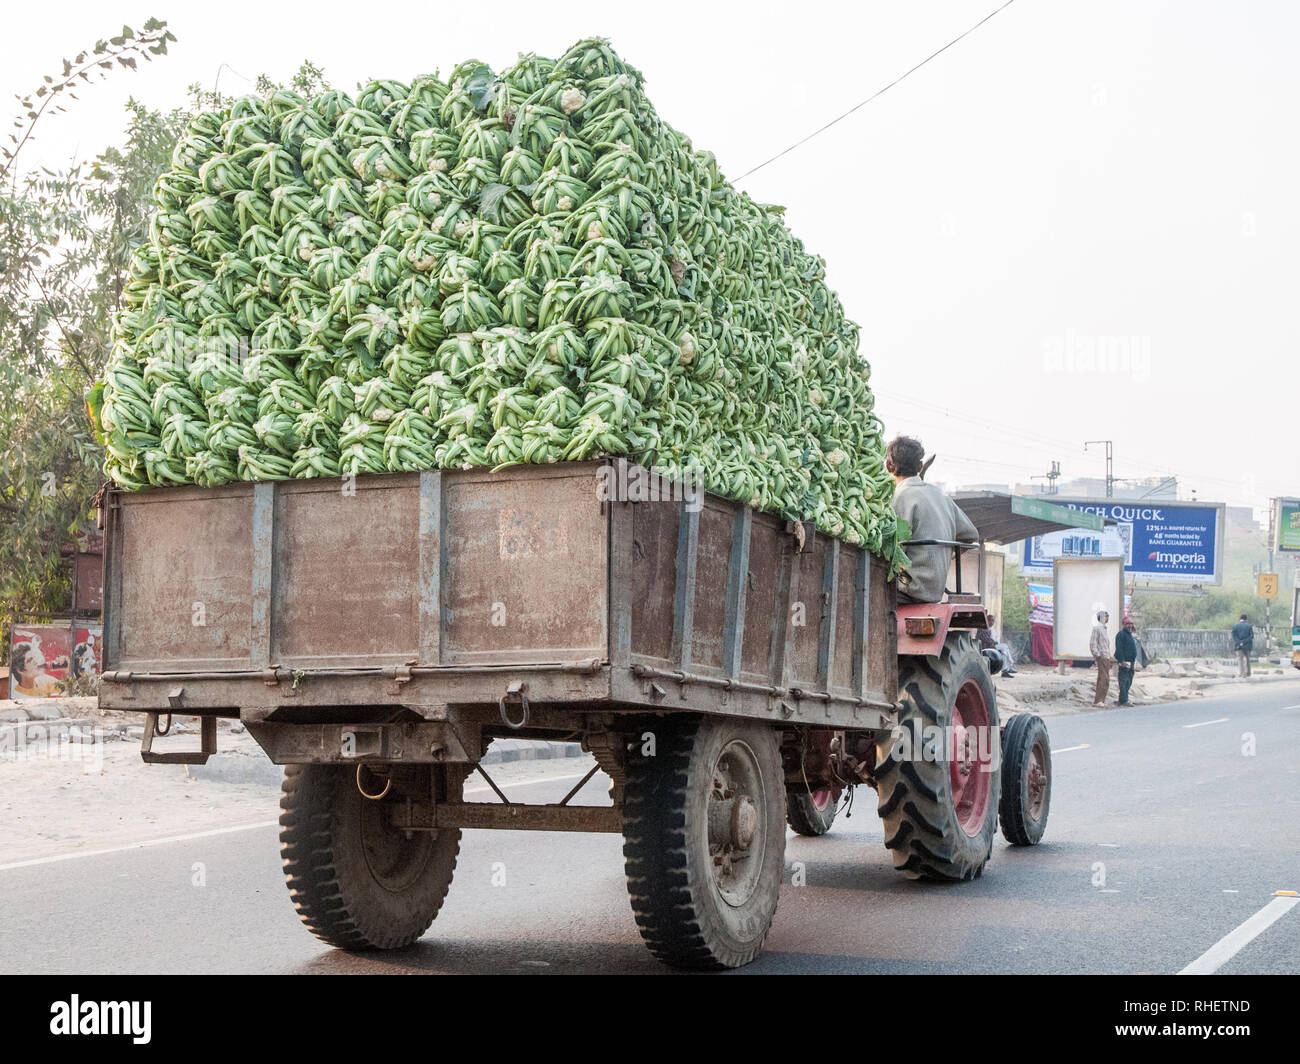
[[887, 435, 979, 605]]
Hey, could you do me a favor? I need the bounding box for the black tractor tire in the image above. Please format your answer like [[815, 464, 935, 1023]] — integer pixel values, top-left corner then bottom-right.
[[279, 763, 460, 950], [623, 716, 786, 970], [786, 787, 839, 837], [999, 713, 1052, 846], [875, 634, 1001, 881]]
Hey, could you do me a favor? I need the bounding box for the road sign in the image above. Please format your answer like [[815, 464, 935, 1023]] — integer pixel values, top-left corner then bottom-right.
[[1258, 572, 1279, 599]]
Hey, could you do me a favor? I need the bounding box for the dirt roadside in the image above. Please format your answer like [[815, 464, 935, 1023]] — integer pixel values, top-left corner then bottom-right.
[[0, 703, 593, 866], [995, 660, 1299, 719]]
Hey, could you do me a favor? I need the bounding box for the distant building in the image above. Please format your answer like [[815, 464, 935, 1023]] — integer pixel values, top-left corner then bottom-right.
[[1011, 475, 1179, 501], [1225, 506, 1259, 533]]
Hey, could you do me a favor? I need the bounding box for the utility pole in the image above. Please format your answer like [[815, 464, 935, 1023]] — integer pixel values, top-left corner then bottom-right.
[[1084, 440, 1114, 498], [1031, 460, 1061, 495], [1267, 500, 1276, 653]]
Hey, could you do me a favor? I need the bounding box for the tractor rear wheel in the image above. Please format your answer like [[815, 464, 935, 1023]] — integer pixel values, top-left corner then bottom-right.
[[875, 635, 1000, 880], [999, 713, 1052, 845], [622, 716, 786, 969]]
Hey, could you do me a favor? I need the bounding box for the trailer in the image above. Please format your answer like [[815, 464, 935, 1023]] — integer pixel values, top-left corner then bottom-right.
[[99, 460, 1055, 968]]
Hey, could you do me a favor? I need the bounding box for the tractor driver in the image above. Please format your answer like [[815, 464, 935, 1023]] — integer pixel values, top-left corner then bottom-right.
[[887, 435, 978, 605]]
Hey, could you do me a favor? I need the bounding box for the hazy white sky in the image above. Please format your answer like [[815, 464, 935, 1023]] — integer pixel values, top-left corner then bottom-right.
[[6, 0, 1297, 514]]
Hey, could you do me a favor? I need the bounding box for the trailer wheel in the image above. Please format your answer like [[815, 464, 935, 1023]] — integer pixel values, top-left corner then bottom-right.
[[875, 635, 1000, 881], [279, 764, 460, 950], [786, 786, 839, 837], [623, 717, 786, 969], [999, 714, 1051, 845]]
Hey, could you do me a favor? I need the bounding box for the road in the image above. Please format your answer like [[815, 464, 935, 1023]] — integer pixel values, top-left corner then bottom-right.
[[2, 681, 1297, 974]]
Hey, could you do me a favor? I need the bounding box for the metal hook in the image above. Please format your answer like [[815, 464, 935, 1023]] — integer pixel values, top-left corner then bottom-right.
[[355, 764, 391, 801]]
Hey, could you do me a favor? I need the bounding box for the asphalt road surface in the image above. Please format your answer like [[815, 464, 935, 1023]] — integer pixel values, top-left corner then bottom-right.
[[3, 681, 1297, 974]]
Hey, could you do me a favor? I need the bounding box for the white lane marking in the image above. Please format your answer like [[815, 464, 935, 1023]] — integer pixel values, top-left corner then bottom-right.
[[1223, 890, 1239, 894], [1051, 743, 1090, 754], [1178, 894, 1300, 975], [1280, 704, 1300, 710], [0, 767, 605, 872], [1182, 717, 1229, 729], [0, 820, 281, 872], [1098, 843, 1120, 848]]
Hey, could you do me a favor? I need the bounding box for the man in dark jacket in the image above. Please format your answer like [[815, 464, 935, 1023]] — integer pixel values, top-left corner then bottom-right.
[[1231, 614, 1254, 677], [1115, 618, 1138, 705]]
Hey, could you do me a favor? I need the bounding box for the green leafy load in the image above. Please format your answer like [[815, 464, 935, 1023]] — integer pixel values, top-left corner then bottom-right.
[[100, 38, 902, 563]]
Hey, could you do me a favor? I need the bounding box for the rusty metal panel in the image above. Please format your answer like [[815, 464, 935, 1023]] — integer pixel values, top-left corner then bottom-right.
[[628, 496, 678, 663], [113, 484, 255, 672], [273, 476, 420, 667], [787, 536, 827, 685], [102, 461, 899, 731], [831, 546, 860, 695], [721, 508, 751, 679], [740, 513, 783, 681], [442, 464, 608, 665], [669, 505, 699, 668], [688, 500, 736, 672], [868, 554, 899, 704], [417, 471, 446, 664]]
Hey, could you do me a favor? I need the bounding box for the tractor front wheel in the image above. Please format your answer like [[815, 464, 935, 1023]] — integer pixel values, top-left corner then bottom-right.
[[999, 713, 1052, 845]]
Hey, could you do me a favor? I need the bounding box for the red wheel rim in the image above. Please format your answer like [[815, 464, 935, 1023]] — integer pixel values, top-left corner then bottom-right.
[[811, 788, 834, 812], [950, 680, 994, 837]]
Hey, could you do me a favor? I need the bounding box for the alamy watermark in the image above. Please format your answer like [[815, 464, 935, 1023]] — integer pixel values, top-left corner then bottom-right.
[[1044, 330, 1152, 383], [595, 457, 704, 513]]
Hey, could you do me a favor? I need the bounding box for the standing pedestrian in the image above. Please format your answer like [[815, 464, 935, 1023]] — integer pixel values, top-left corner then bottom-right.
[[1231, 613, 1254, 677], [1115, 617, 1138, 706], [1090, 610, 1114, 706]]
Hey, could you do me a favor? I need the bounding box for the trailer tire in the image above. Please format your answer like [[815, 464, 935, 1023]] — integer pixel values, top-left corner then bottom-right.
[[279, 764, 460, 950], [875, 635, 1000, 881], [623, 717, 786, 969], [786, 787, 839, 836], [999, 714, 1051, 845]]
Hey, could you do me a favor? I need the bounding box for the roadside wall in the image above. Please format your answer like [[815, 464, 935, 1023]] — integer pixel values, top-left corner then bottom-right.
[[1141, 628, 1232, 658]]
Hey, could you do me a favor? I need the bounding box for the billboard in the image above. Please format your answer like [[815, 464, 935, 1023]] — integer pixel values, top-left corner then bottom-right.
[[1028, 582, 1054, 624], [1275, 498, 1300, 554], [1021, 499, 1224, 585], [8, 623, 103, 699]]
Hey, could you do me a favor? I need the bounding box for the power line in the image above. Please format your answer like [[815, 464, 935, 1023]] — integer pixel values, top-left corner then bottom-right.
[[874, 389, 1281, 506], [734, 0, 1019, 182]]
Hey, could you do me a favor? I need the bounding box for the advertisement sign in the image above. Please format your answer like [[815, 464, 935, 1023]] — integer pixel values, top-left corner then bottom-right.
[[1053, 557, 1126, 660], [1028, 582, 1055, 624], [1022, 499, 1224, 585], [1275, 498, 1300, 554], [8, 623, 103, 699]]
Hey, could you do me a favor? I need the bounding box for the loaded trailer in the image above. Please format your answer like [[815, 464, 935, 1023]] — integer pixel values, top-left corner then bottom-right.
[[99, 459, 1053, 969]]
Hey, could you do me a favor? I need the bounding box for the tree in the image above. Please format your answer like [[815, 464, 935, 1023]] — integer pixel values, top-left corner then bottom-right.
[[0, 29, 332, 656], [0, 21, 176, 654]]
